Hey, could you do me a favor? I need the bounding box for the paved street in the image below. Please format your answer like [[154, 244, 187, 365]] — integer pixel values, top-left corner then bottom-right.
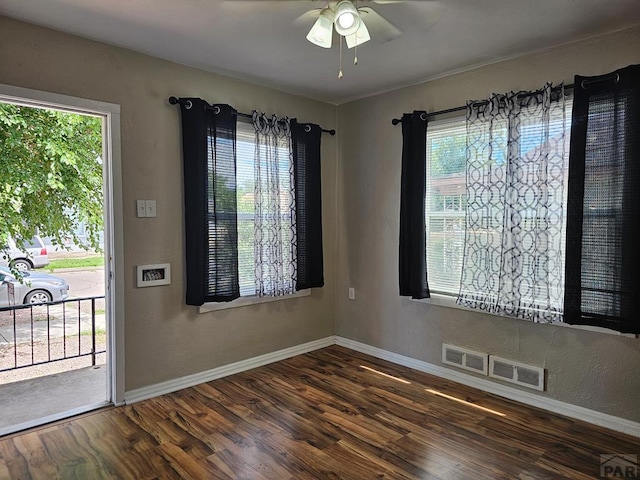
[[59, 268, 106, 299]]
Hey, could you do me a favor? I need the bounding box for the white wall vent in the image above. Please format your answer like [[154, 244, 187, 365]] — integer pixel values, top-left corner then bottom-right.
[[442, 344, 488, 375], [489, 356, 545, 392]]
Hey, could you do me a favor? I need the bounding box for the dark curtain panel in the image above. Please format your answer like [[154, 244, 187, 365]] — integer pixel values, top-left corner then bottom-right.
[[179, 99, 240, 305], [291, 119, 324, 290], [399, 111, 430, 299], [564, 64, 640, 333]]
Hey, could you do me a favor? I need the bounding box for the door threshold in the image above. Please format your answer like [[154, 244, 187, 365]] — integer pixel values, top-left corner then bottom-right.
[[0, 400, 112, 438]]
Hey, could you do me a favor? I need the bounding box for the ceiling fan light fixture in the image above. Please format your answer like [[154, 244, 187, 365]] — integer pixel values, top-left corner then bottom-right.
[[306, 7, 335, 48], [345, 20, 370, 49], [334, 0, 361, 36]]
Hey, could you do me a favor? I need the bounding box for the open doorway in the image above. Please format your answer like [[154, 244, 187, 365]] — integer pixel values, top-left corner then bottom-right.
[[0, 85, 122, 435]]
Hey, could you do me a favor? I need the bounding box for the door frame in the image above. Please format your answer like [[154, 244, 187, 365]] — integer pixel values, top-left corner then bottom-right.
[[0, 83, 124, 407]]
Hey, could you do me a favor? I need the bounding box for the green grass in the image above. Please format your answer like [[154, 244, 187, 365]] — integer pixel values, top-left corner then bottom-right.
[[45, 256, 104, 271], [79, 327, 107, 336]]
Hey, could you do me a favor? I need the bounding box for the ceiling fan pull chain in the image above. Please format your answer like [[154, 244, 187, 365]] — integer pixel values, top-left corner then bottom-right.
[[338, 36, 344, 79], [354, 42, 358, 65]]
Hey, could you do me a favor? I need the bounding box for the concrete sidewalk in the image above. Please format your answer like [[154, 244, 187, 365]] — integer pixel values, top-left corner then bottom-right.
[[0, 311, 106, 346]]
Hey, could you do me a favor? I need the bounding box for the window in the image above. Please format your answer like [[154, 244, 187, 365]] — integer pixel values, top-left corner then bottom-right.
[[409, 74, 637, 332], [178, 99, 324, 307], [235, 119, 295, 297], [425, 104, 572, 300]]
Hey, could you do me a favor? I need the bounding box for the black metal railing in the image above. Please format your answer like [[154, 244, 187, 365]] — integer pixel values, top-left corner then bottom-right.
[[0, 296, 106, 372]]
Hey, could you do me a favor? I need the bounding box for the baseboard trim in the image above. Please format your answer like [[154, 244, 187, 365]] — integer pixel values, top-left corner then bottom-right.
[[335, 336, 640, 438], [124, 336, 335, 404]]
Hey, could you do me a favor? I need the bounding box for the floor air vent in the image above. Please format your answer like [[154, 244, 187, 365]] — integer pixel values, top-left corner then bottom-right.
[[442, 344, 488, 375], [489, 356, 545, 391]]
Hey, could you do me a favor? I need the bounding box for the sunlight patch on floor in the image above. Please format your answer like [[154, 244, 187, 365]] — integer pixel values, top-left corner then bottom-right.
[[425, 388, 506, 417], [359, 365, 411, 384]]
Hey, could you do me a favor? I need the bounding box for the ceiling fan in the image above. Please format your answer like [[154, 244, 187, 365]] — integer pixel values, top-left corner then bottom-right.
[[303, 0, 403, 50], [296, 0, 444, 77], [303, 0, 382, 48]]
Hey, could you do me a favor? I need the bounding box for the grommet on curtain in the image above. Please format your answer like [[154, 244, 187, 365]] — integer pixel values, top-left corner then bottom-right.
[[185, 100, 193, 110], [213, 105, 221, 115], [420, 112, 427, 121], [305, 125, 312, 133], [581, 72, 620, 90]]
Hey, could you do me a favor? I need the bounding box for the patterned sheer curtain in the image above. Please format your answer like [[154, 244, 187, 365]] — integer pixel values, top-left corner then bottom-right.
[[457, 83, 568, 322], [252, 112, 297, 297]]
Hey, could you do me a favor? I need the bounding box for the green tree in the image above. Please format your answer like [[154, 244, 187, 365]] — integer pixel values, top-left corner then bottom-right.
[[430, 134, 466, 176], [0, 102, 103, 252]]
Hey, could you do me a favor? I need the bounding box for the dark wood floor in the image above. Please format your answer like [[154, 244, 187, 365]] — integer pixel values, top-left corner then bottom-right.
[[0, 345, 638, 479]]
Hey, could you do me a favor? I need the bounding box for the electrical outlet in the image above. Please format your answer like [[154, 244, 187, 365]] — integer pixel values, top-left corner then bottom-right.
[[136, 200, 146, 218], [348, 287, 355, 300]]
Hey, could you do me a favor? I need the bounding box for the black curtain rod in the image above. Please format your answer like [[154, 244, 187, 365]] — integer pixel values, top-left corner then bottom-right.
[[392, 83, 582, 126], [169, 97, 335, 136]]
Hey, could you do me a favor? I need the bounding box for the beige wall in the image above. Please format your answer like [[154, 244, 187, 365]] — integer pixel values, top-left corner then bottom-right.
[[336, 26, 640, 422], [0, 16, 337, 392]]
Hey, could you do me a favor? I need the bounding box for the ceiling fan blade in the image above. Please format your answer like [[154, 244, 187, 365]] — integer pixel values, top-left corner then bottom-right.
[[358, 6, 402, 42]]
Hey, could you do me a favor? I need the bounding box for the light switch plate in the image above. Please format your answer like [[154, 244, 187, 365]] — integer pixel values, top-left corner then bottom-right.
[[145, 200, 157, 218], [136, 200, 146, 218]]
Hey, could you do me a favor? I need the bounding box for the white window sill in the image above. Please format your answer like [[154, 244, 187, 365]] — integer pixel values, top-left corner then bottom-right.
[[199, 289, 311, 313], [414, 294, 637, 338]]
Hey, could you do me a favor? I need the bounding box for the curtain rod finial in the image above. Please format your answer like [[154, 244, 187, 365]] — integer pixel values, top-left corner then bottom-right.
[[392, 118, 401, 125]]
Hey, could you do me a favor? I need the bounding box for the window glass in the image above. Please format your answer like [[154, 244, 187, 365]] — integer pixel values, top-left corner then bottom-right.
[[425, 119, 467, 295], [20, 237, 42, 249]]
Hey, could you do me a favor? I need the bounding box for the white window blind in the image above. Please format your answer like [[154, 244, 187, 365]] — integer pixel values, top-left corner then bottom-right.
[[425, 118, 467, 295], [236, 121, 256, 296]]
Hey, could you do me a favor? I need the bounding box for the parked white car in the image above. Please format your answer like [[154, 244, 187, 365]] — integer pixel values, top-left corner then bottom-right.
[[0, 266, 69, 306], [0, 236, 50, 271]]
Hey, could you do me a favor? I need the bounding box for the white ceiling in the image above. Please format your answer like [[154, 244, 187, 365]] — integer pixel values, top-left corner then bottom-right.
[[1, 0, 639, 104]]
